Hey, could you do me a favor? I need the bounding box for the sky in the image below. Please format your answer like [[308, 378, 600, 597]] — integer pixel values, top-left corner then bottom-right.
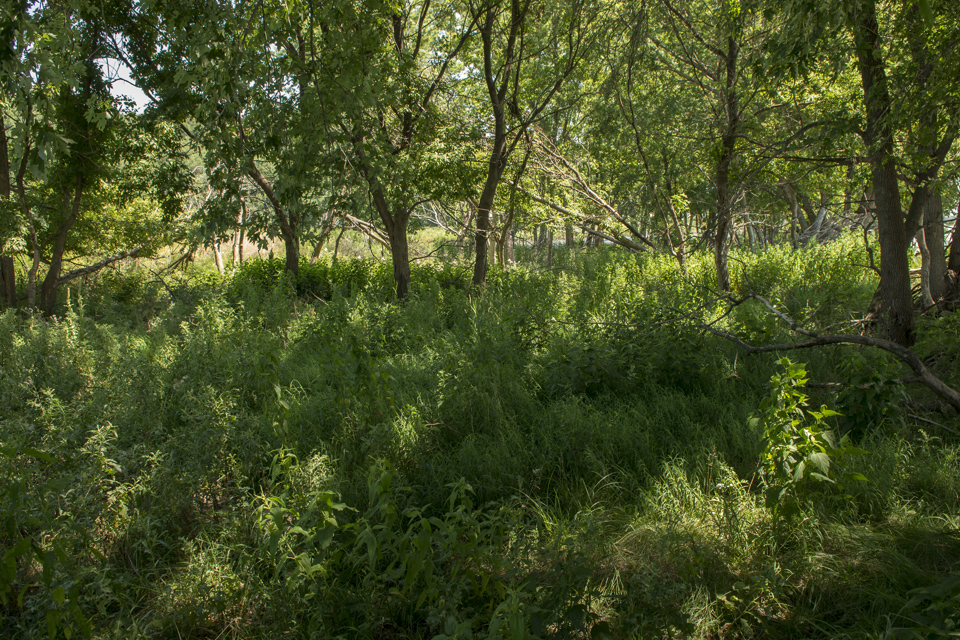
[[98, 58, 152, 112]]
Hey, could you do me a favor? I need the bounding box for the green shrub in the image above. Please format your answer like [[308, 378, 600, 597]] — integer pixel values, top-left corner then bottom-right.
[[755, 358, 867, 522]]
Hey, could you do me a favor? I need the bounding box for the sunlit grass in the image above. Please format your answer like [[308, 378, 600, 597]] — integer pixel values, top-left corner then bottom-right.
[[2, 237, 958, 638]]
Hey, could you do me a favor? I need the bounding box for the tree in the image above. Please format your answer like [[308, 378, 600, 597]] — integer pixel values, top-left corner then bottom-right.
[[768, 0, 960, 344], [3, 0, 120, 312], [1, 109, 16, 307], [467, 0, 593, 285], [1, 0, 191, 313], [119, 0, 323, 277]]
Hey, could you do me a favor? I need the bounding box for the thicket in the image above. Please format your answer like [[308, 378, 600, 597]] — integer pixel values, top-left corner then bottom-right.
[[2, 235, 960, 639]]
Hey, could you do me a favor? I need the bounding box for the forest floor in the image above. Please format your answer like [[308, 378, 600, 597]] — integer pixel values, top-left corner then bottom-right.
[[2, 234, 960, 639]]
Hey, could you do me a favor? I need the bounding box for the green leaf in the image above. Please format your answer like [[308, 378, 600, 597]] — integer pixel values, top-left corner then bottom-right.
[[808, 451, 831, 474], [917, 0, 934, 27], [22, 448, 55, 463]]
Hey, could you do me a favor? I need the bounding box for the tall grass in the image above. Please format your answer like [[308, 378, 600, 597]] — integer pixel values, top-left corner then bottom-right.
[[2, 234, 958, 639]]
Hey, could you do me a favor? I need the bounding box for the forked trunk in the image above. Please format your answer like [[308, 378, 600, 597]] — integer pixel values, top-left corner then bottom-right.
[[246, 165, 298, 276]]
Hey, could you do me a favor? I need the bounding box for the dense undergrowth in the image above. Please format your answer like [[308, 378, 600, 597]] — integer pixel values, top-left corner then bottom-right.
[[3, 233, 960, 639]]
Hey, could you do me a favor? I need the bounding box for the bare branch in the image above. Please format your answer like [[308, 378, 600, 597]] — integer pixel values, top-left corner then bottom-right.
[[58, 246, 144, 284], [705, 295, 960, 411]]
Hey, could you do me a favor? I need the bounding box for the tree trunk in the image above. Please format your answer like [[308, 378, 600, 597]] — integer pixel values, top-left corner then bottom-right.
[[473, 164, 501, 286], [797, 190, 818, 226], [0, 257, 13, 307], [0, 113, 16, 307], [39, 178, 84, 314], [213, 241, 224, 275], [238, 198, 247, 265], [715, 177, 732, 291], [388, 214, 411, 299], [232, 200, 245, 266], [311, 238, 325, 262], [945, 201, 960, 297], [714, 35, 739, 292], [0, 114, 15, 308], [843, 163, 854, 220], [247, 165, 299, 276], [919, 191, 946, 305], [852, 0, 914, 345], [15, 149, 40, 310], [369, 185, 412, 299], [282, 232, 299, 276], [490, 209, 499, 268], [310, 211, 337, 263], [546, 229, 553, 268], [565, 223, 574, 248]]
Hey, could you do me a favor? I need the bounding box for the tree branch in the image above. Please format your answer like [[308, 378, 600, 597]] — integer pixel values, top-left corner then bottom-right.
[[58, 246, 144, 285], [704, 294, 960, 411]]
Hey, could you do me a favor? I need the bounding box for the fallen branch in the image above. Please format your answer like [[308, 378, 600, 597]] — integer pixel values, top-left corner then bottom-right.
[[508, 182, 648, 252], [806, 376, 921, 390], [165, 247, 195, 272], [907, 413, 960, 436], [703, 294, 960, 412], [58, 246, 144, 285], [344, 214, 390, 249]]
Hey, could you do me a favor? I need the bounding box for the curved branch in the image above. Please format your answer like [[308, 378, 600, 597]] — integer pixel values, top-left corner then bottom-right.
[[704, 294, 960, 411]]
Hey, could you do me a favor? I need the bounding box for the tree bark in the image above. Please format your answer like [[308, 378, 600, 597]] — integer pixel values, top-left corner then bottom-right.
[[387, 213, 411, 300], [39, 177, 84, 314], [918, 191, 946, 306], [15, 140, 40, 310], [0, 114, 15, 307], [946, 201, 960, 297], [232, 199, 246, 266], [714, 34, 739, 292], [246, 165, 299, 276], [368, 185, 412, 299], [546, 229, 553, 268], [851, 0, 914, 345], [473, 160, 502, 285], [213, 241, 224, 275]]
